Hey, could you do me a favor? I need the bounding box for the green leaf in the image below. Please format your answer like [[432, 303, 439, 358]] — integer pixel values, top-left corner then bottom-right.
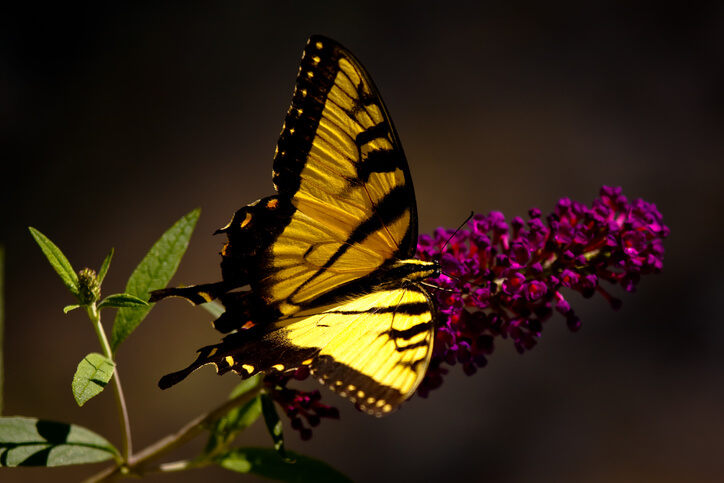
[[98, 293, 149, 310], [206, 376, 263, 453], [0, 417, 119, 467], [201, 299, 225, 318], [72, 353, 115, 407], [28, 227, 80, 298], [0, 245, 4, 416], [111, 208, 200, 352], [63, 304, 82, 314], [261, 393, 290, 462], [97, 248, 114, 285], [215, 447, 353, 483], [229, 375, 263, 400]]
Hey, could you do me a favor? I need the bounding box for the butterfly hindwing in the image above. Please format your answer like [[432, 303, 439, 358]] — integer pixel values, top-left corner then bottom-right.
[[309, 284, 435, 415], [159, 284, 435, 416]]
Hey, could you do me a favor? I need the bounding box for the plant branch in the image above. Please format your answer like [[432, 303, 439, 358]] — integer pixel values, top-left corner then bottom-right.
[[87, 304, 132, 460], [84, 376, 264, 482], [130, 377, 263, 470], [0, 246, 4, 416]]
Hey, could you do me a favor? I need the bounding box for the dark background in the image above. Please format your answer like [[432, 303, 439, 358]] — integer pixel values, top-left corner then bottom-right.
[[2, 3, 722, 482]]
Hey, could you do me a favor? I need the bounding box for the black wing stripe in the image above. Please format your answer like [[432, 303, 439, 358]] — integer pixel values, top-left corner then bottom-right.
[[319, 300, 432, 318], [344, 185, 410, 248], [272, 39, 339, 196], [388, 320, 434, 340], [284, 184, 412, 302], [354, 121, 393, 155]]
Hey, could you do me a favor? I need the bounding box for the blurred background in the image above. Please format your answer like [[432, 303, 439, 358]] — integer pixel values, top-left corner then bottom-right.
[[2, 2, 722, 482]]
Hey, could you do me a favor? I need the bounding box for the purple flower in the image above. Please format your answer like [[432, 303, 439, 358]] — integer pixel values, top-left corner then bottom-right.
[[416, 186, 668, 397], [263, 370, 339, 440]]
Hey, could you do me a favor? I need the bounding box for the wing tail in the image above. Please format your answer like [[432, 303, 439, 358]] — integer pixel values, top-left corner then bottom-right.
[[159, 327, 319, 389], [149, 282, 229, 305], [158, 345, 220, 389]]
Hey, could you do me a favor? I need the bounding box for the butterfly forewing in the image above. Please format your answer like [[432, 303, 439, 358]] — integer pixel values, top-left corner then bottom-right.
[[253, 36, 419, 317]]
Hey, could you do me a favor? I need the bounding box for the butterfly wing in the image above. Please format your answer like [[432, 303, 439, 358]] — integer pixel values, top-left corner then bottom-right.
[[202, 35, 423, 330], [159, 284, 435, 416], [272, 35, 419, 256], [309, 285, 435, 416]]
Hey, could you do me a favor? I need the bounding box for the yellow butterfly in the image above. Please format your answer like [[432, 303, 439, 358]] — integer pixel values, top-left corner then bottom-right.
[[152, 36, 439, 416]]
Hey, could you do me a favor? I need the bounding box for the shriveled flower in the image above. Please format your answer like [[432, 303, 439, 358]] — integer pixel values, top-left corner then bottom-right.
[[263, 369, 340, 441]]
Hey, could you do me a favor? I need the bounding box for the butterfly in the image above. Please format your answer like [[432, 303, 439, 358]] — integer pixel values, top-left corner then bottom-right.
[[151, 35, 439, 416]]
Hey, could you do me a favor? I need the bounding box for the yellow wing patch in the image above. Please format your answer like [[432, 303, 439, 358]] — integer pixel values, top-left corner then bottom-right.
[[278, 286, 435, 416]]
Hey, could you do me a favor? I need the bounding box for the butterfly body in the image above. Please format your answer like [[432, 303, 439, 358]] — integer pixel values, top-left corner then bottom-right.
[[153, 36, 438, 416]]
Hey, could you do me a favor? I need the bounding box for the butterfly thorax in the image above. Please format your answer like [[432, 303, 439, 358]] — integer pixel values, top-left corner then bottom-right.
[[373, 258, 439, 287]]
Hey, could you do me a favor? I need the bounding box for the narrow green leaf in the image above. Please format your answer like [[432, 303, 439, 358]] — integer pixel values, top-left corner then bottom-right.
[[98, 293, 149, 310], [72, 353, 115, 407], [215, 447, 353, 483], [207, 397, 262, 453], [229, 375, 263, 400], [97, 248, 114, 285], [230, 395, 262, 431], [201, 299, 225, 318], [0, 417, 119, 467], [28, 227, 80, 298], [206, 376, 263, 453], [261, 393, 290, 462], [111, 208, 200, 352], [63, 305, 82, 314], [0, 245, 4, 416]]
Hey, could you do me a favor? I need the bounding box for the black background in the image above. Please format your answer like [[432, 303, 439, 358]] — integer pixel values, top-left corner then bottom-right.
[[2, 3, 722, 482]]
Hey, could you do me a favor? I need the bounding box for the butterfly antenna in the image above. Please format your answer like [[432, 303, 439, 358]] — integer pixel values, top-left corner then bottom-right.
[[425, 212, 475, 294], [439, 211, 474, 254], [421, 280, 455, 293]]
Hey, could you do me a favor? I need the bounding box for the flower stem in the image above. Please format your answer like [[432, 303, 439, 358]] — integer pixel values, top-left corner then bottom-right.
[[130, 377, 263, 470], [84, 376, 264, 481], [0, 245, 4, 416], [87, 304, 132, 461]]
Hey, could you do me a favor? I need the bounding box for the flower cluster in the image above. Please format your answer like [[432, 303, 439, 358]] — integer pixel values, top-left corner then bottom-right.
[[268, 186, 668, 434], [263, 367, 339, 440], [415, 186, 669, 396]]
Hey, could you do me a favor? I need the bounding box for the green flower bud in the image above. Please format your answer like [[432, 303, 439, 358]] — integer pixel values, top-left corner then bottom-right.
[[77, 268, 101, 305]]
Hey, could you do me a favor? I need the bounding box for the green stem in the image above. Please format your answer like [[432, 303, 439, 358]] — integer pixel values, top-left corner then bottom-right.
[[0, 245, 4, 416], [87, 304, 132, 461], [130, 377, 264, 470], [84, 376, 264, 482]]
